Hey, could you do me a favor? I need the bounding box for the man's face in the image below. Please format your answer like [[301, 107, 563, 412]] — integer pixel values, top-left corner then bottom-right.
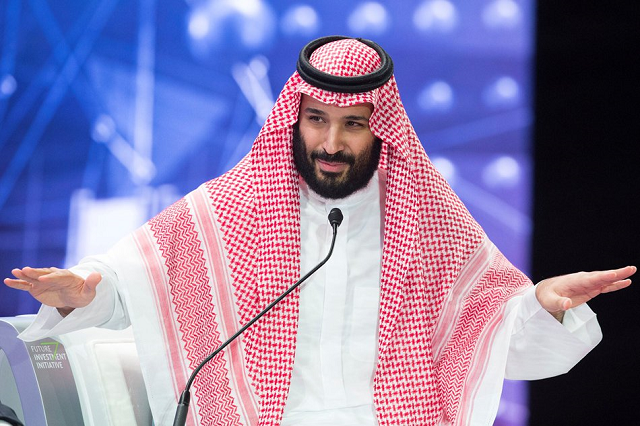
[[293, 94, 382, 199]]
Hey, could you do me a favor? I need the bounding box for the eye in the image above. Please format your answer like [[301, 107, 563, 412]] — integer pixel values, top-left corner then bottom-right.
[[307, 115, 324, 123], [346, 120, 365, 128]]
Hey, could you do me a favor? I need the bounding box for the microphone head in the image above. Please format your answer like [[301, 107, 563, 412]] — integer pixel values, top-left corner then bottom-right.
[[328, 208, 344, 227]]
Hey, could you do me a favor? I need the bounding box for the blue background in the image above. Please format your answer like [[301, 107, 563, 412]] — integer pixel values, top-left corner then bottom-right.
[[0, 1, 534, 423]]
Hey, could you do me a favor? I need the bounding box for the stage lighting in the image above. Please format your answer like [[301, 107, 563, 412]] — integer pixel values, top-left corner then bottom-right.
[[432, 156, 457, 185], [483, 76, 521, 108], [482, 156, 521, 189], [413, 0, 458, 33], [91, 114, 116, 143], [188, 10, 211, 41], [186, 0, 276, 58], [418, 80, 454, 113], [281, 5, 320, 36], [347, 2, 390, 35], [482, 0, 522, 29], [0, 74, 17, 98]]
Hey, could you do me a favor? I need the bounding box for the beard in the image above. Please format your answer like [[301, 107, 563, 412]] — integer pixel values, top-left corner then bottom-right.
[[292, 123, 383, 200]]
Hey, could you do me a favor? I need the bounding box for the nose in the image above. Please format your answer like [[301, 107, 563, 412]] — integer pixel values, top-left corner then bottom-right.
[[323, 126, 343, 155]]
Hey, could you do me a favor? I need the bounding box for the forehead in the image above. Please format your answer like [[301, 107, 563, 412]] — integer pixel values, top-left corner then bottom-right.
[[299, 94, 373, 117]]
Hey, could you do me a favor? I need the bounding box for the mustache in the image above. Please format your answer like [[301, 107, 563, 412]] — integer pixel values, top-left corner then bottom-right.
[[310, 150, 356, 165]]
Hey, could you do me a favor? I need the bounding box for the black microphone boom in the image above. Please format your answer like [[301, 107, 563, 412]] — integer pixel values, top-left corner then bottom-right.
[[173, 208, 344, 426]]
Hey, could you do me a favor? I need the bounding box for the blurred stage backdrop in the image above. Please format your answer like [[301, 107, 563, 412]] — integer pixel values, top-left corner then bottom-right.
[[0, 1, 533, 424]]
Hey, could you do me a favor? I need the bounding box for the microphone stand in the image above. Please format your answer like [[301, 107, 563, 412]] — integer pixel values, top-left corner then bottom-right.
[[173, 208, 343, 426]]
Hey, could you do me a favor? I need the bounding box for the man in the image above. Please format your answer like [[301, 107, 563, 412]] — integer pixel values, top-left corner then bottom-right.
[[3, 36, 635, 425]]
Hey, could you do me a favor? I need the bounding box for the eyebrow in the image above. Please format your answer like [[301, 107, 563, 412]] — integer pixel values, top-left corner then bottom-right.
[[304, 107, 326, 115], [303, 107, 370, 122], [343, 114, 370, 122]]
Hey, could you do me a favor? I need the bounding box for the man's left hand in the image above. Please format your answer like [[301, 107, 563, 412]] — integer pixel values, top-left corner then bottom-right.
[[535, 265, 636, 321]]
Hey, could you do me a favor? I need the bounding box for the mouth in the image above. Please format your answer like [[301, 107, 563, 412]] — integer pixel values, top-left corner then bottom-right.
[[316, 159, 349, 174]]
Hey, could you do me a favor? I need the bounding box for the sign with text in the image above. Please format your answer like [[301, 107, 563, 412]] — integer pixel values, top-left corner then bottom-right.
[[26, 339, 84, 425]]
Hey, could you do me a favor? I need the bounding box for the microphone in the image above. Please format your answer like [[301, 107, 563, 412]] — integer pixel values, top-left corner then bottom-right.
[[173, 208, 344, 426], [328, 207, 343, 228]]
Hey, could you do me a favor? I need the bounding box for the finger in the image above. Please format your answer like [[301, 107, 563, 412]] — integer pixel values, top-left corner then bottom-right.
[[11, 268, 42, 285], [600, 278, 632, 294], [598, 266, 637, 281], [583, 266, 636, 287], [20, 267, 59, 280], [3, 278, 33, 291], [11, 268, 27, 279], [613, 265, 637, 280]]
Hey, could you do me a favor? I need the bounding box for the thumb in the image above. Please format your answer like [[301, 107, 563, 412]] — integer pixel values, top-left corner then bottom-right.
[[536, 281, 572, 312], [83, 272, 102, 292], [558, 297, 572, 311], [543, 294, 572, 313]]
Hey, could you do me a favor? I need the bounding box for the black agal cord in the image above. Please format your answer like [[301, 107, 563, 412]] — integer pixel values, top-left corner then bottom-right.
[[296, 35, 394, 93]]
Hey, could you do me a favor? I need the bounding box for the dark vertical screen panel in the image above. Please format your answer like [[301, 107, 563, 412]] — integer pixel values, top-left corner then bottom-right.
[[531, 2, 640, 424]]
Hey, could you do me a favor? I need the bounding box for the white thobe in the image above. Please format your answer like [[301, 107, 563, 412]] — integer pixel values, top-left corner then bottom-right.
[[20, 172, 602, 426], [281, 174, 384, 425]]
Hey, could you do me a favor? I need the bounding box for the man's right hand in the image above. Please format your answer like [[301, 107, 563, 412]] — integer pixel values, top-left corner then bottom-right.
[[3, 267, 102, 316]]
